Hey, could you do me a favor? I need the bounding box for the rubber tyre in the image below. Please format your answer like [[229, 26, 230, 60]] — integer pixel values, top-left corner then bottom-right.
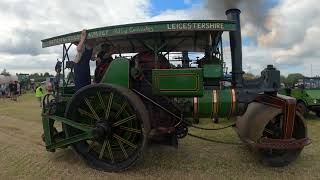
[[64, 84, 150, 172]]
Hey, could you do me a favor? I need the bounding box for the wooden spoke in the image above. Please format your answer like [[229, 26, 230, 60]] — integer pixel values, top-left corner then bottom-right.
[[99, 140, 107, 159], [97, 91, 106, 110], [119, 126, 141, 134], [78, 108, 98, 121], [116, 138, 128, 159], [112, 115, 136, 127], [105, 92, 114, 120], [84, 97, 100, 121], [113, 134, 137, 149], [114, 102, 127, 120], [106, 140, 114, 163]]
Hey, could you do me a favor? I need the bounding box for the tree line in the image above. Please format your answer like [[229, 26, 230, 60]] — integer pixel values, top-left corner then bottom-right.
[[243, 73, 304, 87], [1, 68, 54, 82], [1, 68, 307, 87]]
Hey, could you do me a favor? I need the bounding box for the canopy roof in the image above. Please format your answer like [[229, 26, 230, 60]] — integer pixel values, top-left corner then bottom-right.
[[42, 20, 236, 53]]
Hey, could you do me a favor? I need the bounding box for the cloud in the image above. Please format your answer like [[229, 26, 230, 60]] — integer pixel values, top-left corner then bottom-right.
[[0, 0, 151, 55], [258, 0, 320, 47], [0, 29, 46, 56], [0, 0, 151, 73], [0, 53, 59, 74], [202, 0, 320, 76], [257, 0, 320, 75]]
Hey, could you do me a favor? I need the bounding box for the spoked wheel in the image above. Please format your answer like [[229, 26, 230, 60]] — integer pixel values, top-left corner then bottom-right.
[[259, 112, 307, 167], [64, 84, 150, 171]]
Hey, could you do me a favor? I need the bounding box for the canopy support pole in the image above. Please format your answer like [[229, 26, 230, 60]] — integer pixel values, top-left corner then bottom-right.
[[62, 43, 73, 91]]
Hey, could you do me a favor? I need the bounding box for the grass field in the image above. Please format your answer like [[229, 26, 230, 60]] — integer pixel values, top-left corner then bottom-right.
[[0, 93, 319, 179]]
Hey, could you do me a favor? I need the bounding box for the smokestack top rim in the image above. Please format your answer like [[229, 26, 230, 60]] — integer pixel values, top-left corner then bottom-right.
[[225, 8, 241, 15]]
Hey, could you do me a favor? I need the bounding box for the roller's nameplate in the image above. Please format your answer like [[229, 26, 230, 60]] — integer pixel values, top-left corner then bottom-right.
[[167, 23, 224, 30]]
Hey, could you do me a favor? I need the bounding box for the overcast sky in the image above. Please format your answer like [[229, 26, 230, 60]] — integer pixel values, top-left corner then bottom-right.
[[0, 0, 319, 76]]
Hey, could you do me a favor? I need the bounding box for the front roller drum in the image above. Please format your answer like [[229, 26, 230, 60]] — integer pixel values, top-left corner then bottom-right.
[[236, 101, 310, 167], [258, 112, 309, 167], [64, 84, 150, 171]]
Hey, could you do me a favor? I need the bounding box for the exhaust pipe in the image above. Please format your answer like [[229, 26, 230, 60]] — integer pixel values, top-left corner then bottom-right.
[[226, 9, 244, 87]]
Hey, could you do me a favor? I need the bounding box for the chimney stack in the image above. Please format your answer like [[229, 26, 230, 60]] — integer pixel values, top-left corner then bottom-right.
[[226, 9, 243, 87]]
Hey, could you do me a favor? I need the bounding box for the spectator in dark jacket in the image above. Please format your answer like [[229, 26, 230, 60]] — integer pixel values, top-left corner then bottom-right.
[[94, 44, 115, 83]]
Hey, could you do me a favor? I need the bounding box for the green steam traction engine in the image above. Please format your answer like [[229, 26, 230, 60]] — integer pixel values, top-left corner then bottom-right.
[[41, 9, 310, 171]]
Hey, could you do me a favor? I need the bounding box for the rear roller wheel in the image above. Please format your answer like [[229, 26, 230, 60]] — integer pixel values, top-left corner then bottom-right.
[[259, 112, 307, 167], [65, 84, 150, 171]]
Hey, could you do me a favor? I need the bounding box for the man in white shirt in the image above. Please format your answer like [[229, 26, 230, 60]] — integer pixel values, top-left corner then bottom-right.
[[73, 29, 96, 91]]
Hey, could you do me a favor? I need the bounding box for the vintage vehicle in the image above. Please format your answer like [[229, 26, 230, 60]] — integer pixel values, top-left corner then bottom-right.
[[41, 9, 310, 171], [17, 73, 30, 92], [281, 77, 320, 117]]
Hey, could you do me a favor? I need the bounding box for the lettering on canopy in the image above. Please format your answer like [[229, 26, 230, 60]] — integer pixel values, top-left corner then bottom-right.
[[167, 23, 225, 30], [88, 26, 154, 39], [42, 20, 236, 48]]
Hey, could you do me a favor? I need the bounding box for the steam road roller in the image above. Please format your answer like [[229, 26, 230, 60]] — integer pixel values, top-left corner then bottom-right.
[[40, 9, 311, 171]]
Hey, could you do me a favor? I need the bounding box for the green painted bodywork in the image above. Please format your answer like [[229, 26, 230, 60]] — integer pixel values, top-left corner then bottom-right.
[[42, 114, 93, 151], [282, 88, 320, 107], [152, 69, 204, 97], [101, 57, 129, 88], [40, 19, 239, 154], [197, 89, 234, 118], [305, 90, 320, 100], [198, 90, 212, 117], [42, 20, 236, 48], [203, 64, 223, 78], [217, 89, 233, 117], [280, 78, 320, 111], [41, 57, 129, 151]]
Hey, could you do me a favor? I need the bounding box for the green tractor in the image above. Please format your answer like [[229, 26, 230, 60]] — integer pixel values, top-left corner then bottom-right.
[[40, 9, 310, 171], [281, 77, 320, 117], [17, 73, 30, 93]]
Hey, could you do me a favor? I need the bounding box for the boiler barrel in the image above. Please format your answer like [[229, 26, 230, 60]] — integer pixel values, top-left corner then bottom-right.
[[192, 89, 237, 119]]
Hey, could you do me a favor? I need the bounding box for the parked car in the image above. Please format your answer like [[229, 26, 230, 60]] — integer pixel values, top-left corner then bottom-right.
[[280, 77, 320, 117]]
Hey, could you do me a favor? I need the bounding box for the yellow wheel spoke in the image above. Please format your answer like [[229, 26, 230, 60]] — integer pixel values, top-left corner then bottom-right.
[[112, 115, 136, 127], [114, 102, 127, 120], [120, 126, 141, 134], [84, 97, 100, 121], [105, 92, 114, 120], [99, 140, 107, 159], [116, 138, 128, 159], [106, 140, 114, 163], [113, 134, 137, 149], [78, 108, 97, 121], [97, 91, 106, 110]]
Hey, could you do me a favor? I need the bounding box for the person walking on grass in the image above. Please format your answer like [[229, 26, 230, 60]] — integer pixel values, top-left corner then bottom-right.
[[13, 81, 19, 101], [9, 81, 18, 101], [35, 85, 44, 107], [0, 84, 5, 101]]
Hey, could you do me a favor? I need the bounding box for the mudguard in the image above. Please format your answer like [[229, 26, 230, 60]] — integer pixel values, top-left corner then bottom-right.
[[236, 102, 282, 143], [100, 57, 130, 88], [235, 93, 310, 150]]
